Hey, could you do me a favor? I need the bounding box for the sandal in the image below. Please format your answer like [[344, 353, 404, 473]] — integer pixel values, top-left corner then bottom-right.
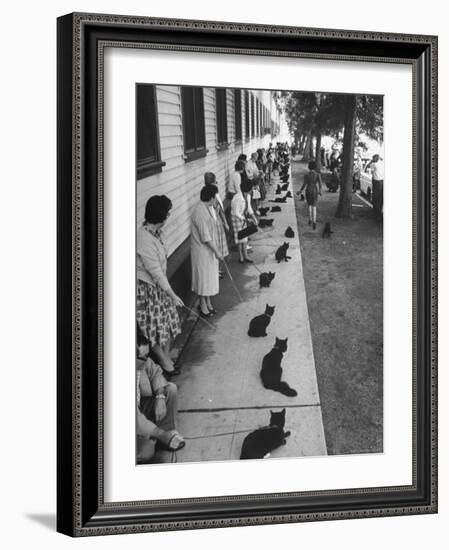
[[158, 430, 186, 452]]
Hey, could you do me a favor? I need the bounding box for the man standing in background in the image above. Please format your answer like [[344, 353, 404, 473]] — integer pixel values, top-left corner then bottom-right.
[[368, 154, 384, 217]]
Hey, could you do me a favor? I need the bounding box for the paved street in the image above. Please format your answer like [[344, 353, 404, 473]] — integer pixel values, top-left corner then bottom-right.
[[171, 170, 327, 463]]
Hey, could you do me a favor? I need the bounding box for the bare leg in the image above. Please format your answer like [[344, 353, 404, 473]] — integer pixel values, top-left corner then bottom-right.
[[238, 243, 245, 262], [242, 242, 250, 261], [152, 343, 174, 372], [205, 296, 213, 310], [199, 295, 209, 315], [312, 206, 317, 223], [308, 205, 313, 224]]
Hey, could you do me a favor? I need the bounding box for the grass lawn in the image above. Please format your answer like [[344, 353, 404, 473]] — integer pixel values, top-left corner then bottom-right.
[[292, 160, 383, 455]]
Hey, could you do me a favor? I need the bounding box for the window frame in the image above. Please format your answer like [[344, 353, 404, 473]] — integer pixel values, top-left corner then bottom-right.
[[181, 86, 208, 163], [244, 90, 250, 141], [136, 84, 166, 179], [215, 87, 228, 150], [234, 89, 242, 143], [250, 93, 255, 138]]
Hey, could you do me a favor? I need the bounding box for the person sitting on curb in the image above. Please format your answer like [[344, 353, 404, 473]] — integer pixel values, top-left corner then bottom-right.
[[136, 329, 186, 463]]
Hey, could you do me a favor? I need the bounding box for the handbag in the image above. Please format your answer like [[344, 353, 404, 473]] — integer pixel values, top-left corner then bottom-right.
[[238, 223, 258, 240]]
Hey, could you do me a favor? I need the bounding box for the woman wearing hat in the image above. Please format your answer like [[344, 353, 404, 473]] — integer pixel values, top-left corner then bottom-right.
[[136, 195, 184, 376]]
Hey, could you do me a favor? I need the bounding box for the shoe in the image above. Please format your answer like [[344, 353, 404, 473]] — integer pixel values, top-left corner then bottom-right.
[[198, 306, 212, 317], [164, 366, 181, 377], [238, 258, 245, 264], [244, 258, 253, 263], [208, 307, 217, 315], [157, 430, 186, 452], [313, 223, 316, 230], [308, 219, 312, 225]]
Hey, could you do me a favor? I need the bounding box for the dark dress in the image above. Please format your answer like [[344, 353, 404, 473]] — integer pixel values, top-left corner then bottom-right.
[[303, 171, 321, 206]]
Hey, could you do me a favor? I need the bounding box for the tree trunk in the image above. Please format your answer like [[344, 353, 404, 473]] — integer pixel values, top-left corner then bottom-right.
[[336, 96, 357, 218], [314, 132, 322, 173], [302, 132, 313, 162]]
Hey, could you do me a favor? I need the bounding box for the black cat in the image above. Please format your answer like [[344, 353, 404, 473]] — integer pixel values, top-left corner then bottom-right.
[[258, 206, 270, 217], [271, 206, 282, 213], [275, 185, 282, 195], [270, 196, 287, 203], [248, 304, 275, 337], [259, 271, 275, 288], [275, 242, 291, 263], [258, 218, 274, 228], [322, 222, 333, 238], [240, 409, 291, 460], [260, 338, 297, 397], [281, 183, 289, 191], [286, 191, 292, 198], [284, 226, 295, 238]]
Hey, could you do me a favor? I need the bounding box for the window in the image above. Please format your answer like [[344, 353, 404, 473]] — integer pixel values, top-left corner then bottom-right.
[[234, 89, 242, 142], [244, 90, 250, 140], [250, 93, 255, 137], [215, 88, 228, 147], [255, 98, 259, 137], [181, 86, 207, 161], [136, 84, 165, 179]]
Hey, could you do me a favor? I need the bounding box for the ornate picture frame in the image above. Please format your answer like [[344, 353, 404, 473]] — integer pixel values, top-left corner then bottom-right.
[[57, 12, 437, 536]]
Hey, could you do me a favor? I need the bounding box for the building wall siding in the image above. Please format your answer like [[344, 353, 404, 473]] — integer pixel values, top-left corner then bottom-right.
[[137, 86, 281, 264]]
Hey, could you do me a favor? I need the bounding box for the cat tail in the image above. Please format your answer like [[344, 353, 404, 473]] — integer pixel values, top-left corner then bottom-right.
[[276, 381, 298, 397]]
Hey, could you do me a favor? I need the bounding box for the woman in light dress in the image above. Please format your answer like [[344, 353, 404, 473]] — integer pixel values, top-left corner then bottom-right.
[[204, 172, 229, 279], [190, 185, 223, 317], [230, 178, 258, 264]]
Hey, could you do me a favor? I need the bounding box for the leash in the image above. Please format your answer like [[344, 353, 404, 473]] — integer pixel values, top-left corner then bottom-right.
[[222, 258, 244, 303], [183, 428, 254, 441], [182, 304, 217, 330]]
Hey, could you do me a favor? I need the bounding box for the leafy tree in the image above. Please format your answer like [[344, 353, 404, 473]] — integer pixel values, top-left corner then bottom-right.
[[281, 90, 383, 218], [337, 95, 383, 217]]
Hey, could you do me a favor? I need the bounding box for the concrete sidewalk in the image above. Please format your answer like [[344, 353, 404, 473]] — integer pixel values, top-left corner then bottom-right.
[[173, 170, 327, 463]]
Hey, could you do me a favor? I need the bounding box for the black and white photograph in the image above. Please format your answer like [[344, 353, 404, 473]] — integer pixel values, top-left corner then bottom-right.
[[135, 84, 384, 464]]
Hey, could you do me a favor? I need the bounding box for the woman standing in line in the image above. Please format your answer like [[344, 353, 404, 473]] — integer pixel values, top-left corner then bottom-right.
[[231, 178, 258, 264], [204, 172, 229, 279], [136, 195, 184, 376], [191, 185, 223, 317], [299, 161, 322, 230]]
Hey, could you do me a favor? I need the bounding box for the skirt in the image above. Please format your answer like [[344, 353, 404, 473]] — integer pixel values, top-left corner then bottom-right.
[[136, 280, 181, 348], [231, 215, 248, 244], [215, 218, 229, 258], [306, 188, 318, 206]]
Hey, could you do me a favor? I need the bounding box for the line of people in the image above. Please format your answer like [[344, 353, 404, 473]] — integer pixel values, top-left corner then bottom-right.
[[135, 142, 291, 463]]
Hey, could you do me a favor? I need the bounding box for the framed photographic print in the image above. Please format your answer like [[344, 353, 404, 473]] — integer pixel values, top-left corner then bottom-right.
[[57, 12, 438, 536]]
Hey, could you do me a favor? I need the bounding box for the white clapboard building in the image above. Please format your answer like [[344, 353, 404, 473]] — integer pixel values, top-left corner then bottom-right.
[[136, 84, 285, 289]]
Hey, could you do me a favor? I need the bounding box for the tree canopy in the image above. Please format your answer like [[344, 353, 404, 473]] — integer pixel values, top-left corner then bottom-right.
[[280, 91, 383, 217]]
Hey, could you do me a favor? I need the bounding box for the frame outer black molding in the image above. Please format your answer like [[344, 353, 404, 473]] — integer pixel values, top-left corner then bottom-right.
[[57, 12, 437, 537]]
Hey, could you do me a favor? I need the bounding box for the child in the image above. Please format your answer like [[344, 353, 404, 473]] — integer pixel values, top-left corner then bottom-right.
[[299, 161, 322, 230]]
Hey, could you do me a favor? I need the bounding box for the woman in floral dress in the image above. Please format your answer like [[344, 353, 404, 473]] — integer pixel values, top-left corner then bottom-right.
[[136, 195, 184, 376]]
